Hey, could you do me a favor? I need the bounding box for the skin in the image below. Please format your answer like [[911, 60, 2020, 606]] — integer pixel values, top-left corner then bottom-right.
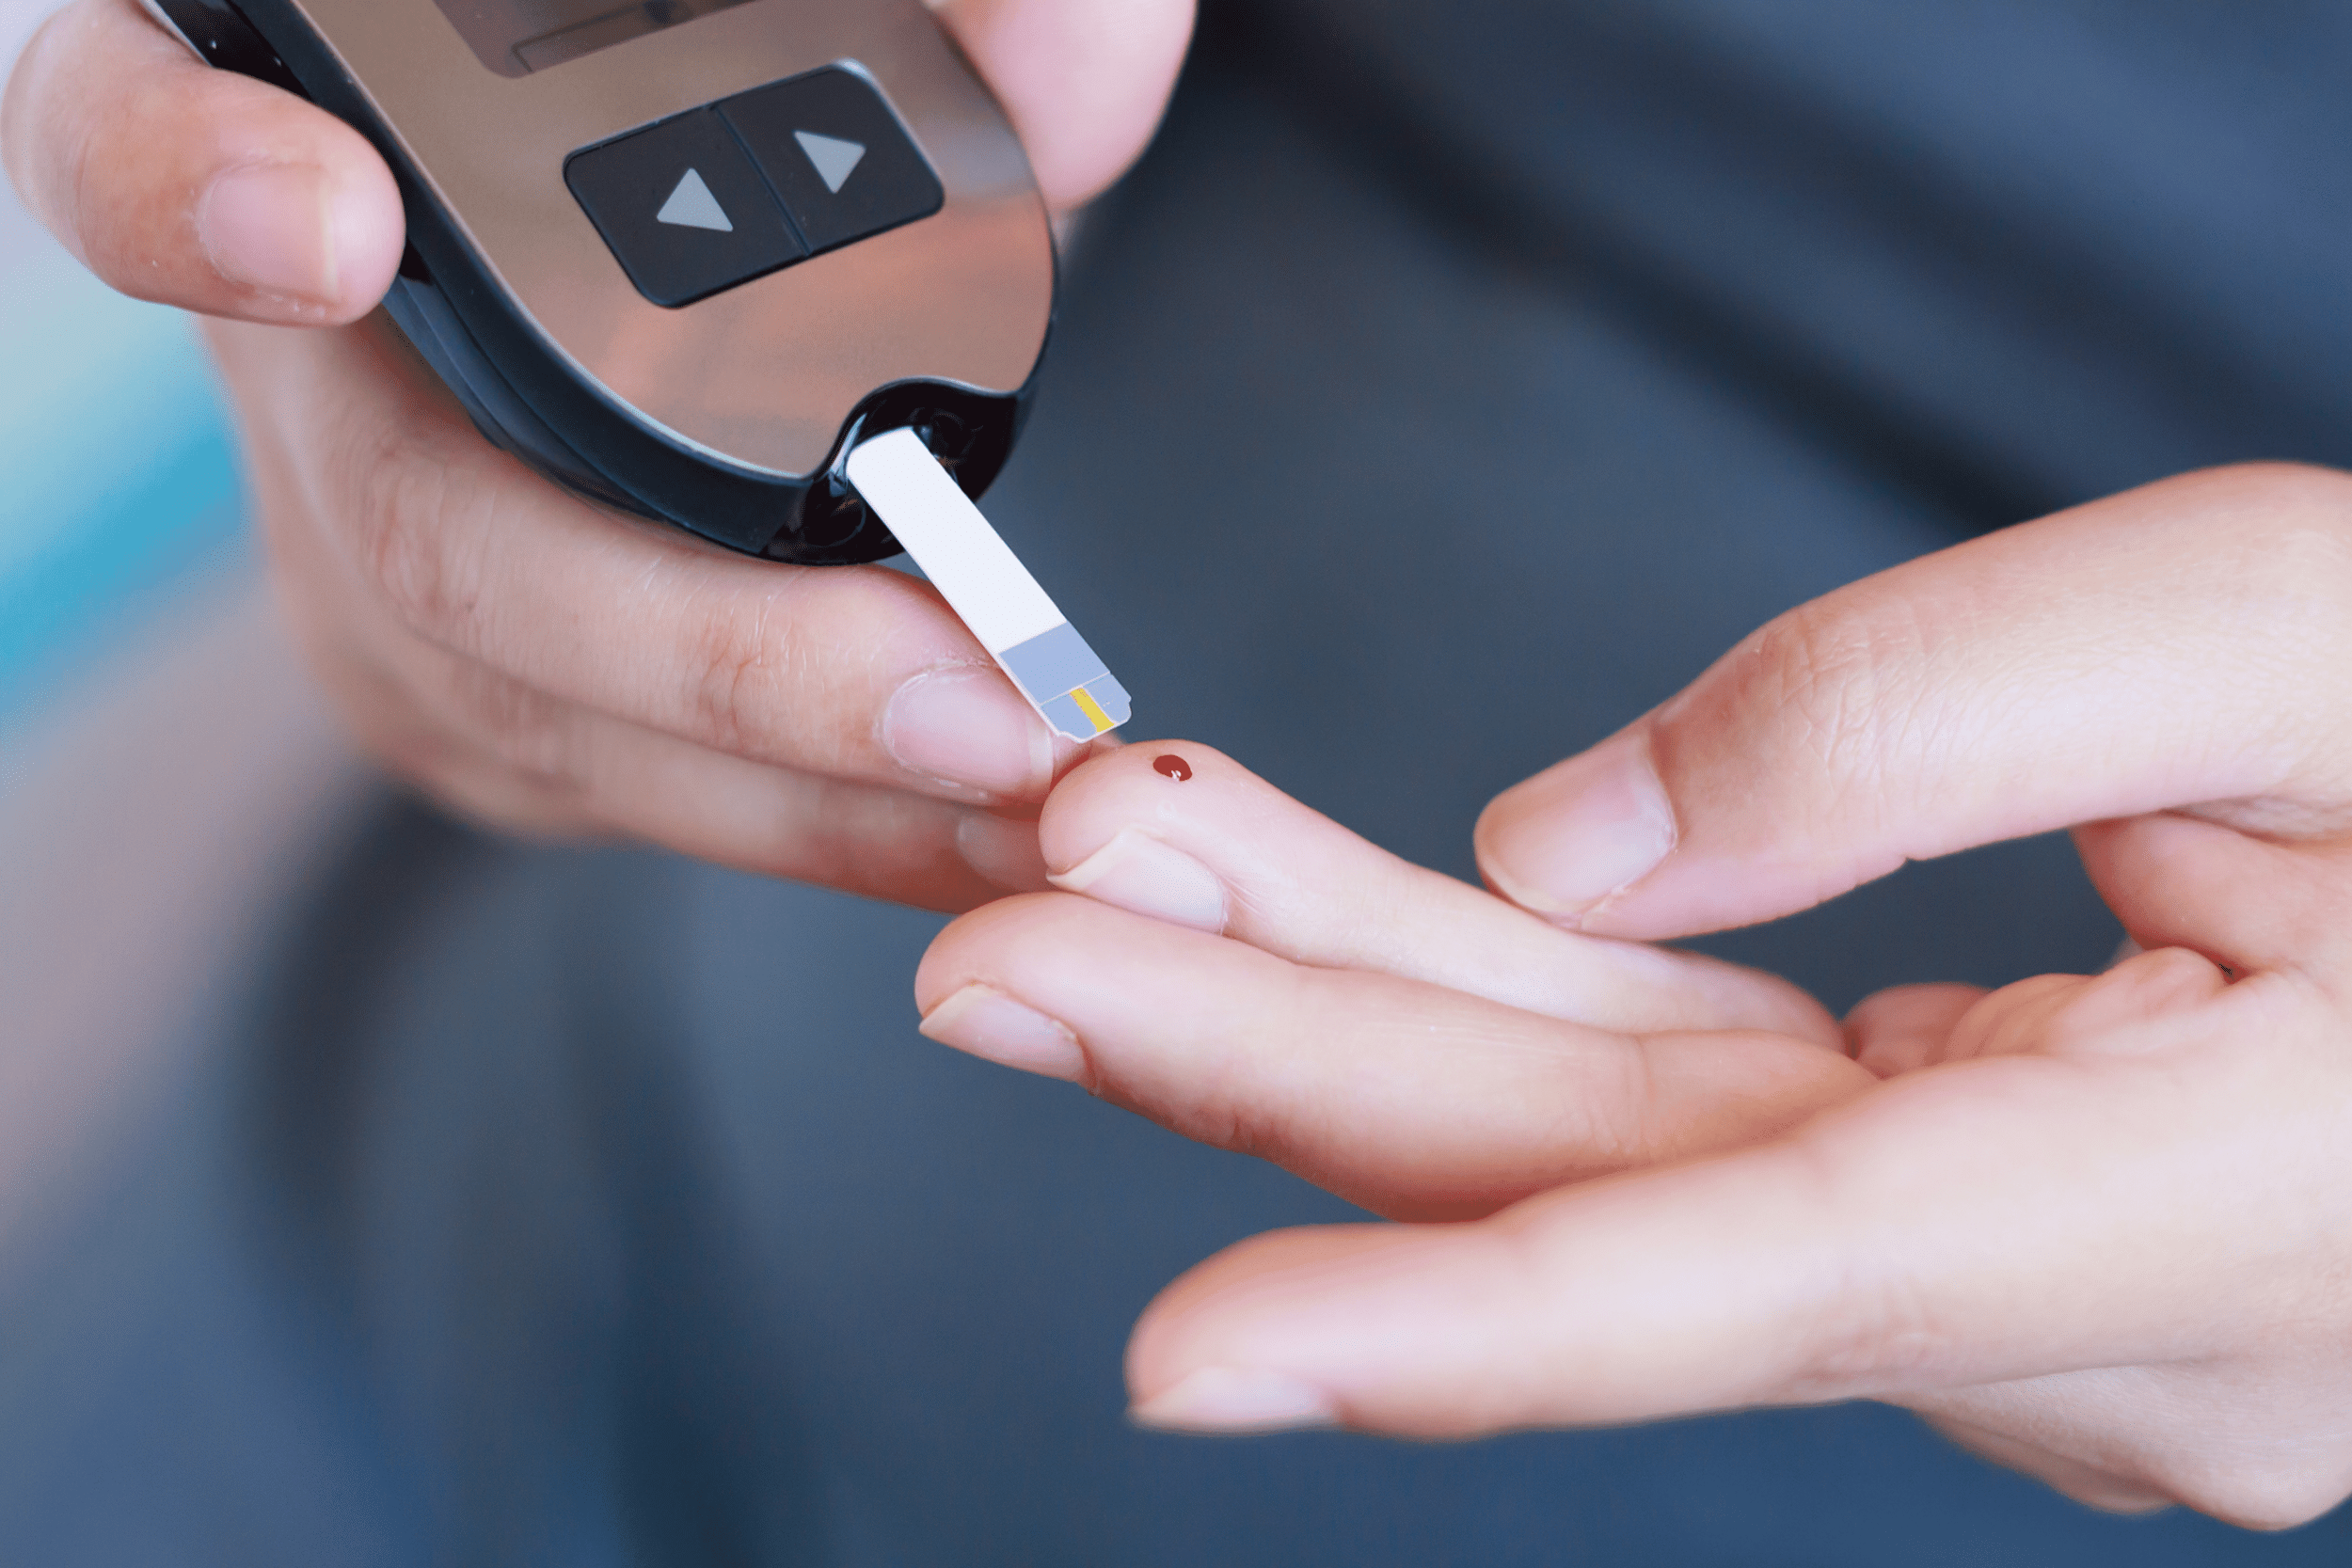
[[15, 0, 2350, 1532], [0, 0, 1195, 911], [920, 465, 2352, 1528]]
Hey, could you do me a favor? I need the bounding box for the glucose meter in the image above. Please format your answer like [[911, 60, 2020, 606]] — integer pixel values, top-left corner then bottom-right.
[[138, 0, 1057, 566]]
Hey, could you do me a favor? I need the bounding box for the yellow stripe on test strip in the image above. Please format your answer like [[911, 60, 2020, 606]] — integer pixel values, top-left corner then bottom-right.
[[1070, 687, 1114, 733]]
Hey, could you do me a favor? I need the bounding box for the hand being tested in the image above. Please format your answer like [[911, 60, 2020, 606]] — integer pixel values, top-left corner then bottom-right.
[[0, 0, 1192, 909], [921, 465, 2352, 1528]]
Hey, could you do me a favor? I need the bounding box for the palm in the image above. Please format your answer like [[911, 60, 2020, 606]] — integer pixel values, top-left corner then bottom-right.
[[920, 738, 2352, 1527]]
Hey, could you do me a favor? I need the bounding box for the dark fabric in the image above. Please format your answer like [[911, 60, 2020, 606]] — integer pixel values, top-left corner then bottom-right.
[[7, 3, 2352, 1560]]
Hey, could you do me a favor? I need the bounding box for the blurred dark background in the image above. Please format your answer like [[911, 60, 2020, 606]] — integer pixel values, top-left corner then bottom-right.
[[5, 1, 2352, 1562]]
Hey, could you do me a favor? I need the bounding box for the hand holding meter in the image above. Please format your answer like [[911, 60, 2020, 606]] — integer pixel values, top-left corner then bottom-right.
[[139, 0, 1130, 739], [6, 0, 1188, 903]]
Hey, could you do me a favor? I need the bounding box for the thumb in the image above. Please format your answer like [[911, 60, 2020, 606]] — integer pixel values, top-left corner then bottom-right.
[[1474, 464, 2352, 942], [931, 0, 1195, 210]]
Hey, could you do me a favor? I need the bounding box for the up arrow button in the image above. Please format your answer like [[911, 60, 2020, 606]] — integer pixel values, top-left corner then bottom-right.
[[657, 168, 734, 232], [793, 132, 866, 195]]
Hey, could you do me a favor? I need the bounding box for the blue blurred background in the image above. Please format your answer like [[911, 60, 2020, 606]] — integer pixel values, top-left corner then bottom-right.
[[0, 18, 247, 737]]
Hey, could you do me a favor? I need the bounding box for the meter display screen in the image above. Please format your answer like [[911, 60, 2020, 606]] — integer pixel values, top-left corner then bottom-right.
[[433, 0, 759, 76]]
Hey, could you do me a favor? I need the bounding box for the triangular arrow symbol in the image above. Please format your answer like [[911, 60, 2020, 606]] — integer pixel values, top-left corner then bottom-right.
[[657, 168, 733, 232], [794, 131, 866, 195]]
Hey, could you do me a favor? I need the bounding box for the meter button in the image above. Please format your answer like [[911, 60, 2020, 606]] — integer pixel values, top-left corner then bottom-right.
[[719, 67, 946, 256], [565, 108, 806, 309]]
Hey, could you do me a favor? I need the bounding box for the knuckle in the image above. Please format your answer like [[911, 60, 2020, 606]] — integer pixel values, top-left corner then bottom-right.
[[2153, 467, 2352, 746], [1788, 1273, 1949, 1399], [448, 663, 593, 799], [1778, 1151, 1955, 1398], [1734, 596, 1930, 802], [680, 594, 797, 761], [337, 418, 487, 648], [2181, 463, 2352, 611], [1162, 962, 1326, 1161], [1, 8, 81, 226], [1536, 1031, 1661, 1174]]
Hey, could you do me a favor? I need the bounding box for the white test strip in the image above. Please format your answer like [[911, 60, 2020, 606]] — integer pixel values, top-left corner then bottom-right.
[[845, 428, 1132, 742]]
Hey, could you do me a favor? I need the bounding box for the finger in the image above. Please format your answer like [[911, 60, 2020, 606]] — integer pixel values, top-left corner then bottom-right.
[[3, 0, 403, 324], [321, 633, 1049, 908], [1036, 743, 1839, 1040], [221, 315, 1082, 806], [1474, 464, 2352, 942], [1849, 949, 2231, 1078], [1843, 983, 1983, 1076], [915, 893, 1872, 1217], [437, 737, 1050, 911], [1124, 982, 2313, 1436], [931, 0, 1196, 209], [2072, 810, 2352, 976]]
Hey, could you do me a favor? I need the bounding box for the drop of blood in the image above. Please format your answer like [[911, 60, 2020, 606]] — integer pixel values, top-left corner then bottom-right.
[[1152, 753, 1193, 782]]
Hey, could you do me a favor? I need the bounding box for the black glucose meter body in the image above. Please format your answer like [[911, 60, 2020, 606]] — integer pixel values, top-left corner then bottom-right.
[[140, 0, 1057, 563]]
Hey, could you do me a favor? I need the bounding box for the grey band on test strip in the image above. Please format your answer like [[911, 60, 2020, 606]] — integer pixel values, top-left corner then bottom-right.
[[997, 623, 1132, 740]]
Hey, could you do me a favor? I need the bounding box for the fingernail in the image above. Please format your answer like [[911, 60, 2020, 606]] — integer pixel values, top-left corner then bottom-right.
[[919, 985, 1085, 1081], [883, 666, 1053, 799], [1050, 829, 1227, 933], [1130, 1368, 1339, 1433], [956, 813, 1051, 894], [199, 164, 341, 309], [1477, 729, 1676, 919]]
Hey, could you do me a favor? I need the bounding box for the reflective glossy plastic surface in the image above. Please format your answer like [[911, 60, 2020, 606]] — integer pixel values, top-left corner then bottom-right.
[[430, 0, 762, 78], [270, 0, 1052, 480]]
